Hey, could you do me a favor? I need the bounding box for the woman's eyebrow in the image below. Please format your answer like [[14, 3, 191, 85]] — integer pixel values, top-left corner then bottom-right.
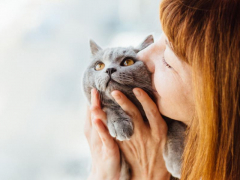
[[164, 39, 181, 64]]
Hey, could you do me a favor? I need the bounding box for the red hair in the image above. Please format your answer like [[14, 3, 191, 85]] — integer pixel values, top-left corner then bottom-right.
[[160, 0, 240, 179]]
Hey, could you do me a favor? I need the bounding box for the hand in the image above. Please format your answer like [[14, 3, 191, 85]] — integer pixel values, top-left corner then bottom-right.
[[84, 89, 121, 180], [111, 88, 171, 180]]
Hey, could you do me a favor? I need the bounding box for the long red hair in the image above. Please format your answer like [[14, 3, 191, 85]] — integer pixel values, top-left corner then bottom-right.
[[160, 0, 240, 179]]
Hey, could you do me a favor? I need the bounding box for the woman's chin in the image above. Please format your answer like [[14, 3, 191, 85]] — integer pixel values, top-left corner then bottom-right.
[[161, 114, 189, 126], [161, 114, 180, 123]]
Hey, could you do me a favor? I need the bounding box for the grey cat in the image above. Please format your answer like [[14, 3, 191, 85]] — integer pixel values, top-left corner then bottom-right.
[[82, 35, 186, 179]]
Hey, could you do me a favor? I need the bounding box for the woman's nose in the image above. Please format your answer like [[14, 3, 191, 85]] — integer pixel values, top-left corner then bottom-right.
[[137, 34, 165, 73]]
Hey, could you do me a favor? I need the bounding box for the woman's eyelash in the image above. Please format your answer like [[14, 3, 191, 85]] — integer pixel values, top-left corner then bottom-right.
[[162, 56, 171, 68]]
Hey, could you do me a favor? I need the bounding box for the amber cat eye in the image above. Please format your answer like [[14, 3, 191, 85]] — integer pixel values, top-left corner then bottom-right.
[[122, 59, 134, 66], [95, 62, 105, 71]]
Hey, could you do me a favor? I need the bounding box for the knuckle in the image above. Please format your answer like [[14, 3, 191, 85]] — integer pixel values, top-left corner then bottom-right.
[[152, 131, 163, 142], [152, 128, 167, 141], [130, 110, 139, 119], [146, 107, 159, 119], [91, 110, 106, 121], [90, 105, 98, 112], [153, 135, 162, 143], [90, 108, 101, 117], [101, 137, 107, 144]]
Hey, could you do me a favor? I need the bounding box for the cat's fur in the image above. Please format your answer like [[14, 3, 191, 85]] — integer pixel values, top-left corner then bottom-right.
[[82, 35, 186, 179]]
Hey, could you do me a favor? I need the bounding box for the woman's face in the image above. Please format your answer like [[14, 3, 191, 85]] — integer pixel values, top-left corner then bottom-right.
[[137, 33, 195, 125]]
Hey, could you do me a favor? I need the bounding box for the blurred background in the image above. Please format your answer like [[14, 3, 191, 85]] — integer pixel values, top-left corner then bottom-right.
[[0, 0, 162, 179]]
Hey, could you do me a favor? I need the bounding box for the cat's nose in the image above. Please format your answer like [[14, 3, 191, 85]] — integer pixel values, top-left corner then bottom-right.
[[106, 68, 117, 75]]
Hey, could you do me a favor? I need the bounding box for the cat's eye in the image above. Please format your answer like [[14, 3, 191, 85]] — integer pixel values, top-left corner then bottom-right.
[[95, 62, 105, 71], [122, 59, 134, 66]]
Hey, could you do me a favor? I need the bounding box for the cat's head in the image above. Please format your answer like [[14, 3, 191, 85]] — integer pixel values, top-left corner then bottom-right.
[[83, 35, 154, 101]]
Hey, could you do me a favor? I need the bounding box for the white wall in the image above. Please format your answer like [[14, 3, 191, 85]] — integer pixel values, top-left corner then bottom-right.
[[0, 0, 161, 179]]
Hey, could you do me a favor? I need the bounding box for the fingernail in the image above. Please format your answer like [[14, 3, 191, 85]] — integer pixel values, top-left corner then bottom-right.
[[111, 91, 121, 100], [133, 89, 141, 97]]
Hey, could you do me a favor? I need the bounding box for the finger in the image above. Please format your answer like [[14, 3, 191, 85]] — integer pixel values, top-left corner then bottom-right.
[[91, 118, 102, 146], [93, 118, 116, 149], [111, 90, 145, 130], [90, 88, 108, 126], [91, 107, 107, 126], [84, 105, 92, 139], [91, 88, 101, 108], [133, 88, 166, 135]]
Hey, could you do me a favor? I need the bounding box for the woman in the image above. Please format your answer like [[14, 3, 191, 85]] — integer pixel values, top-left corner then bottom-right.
[[84, 0, 240, 179]]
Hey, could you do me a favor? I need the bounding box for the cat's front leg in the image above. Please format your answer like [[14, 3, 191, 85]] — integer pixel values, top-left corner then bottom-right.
[[163, 121, 186, 178], [119, 152, 131, 180], [105, 107, 133, 141]]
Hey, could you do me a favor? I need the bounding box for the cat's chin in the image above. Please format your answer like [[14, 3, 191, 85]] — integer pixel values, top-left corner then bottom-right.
[[105, 80, 120, 91], [105, 79, 114, 89], [104, 80, 125, 99]]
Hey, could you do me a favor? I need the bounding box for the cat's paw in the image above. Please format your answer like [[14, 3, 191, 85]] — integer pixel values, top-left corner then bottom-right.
[[108, 119, 133, 141]]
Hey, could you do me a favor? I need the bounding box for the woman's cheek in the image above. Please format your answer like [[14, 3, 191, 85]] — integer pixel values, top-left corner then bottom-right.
[[155, 74, 194, 122], [153, 69, 183, 119]]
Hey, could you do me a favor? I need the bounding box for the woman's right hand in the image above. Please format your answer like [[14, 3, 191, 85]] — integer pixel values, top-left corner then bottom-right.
[[84, 89, 121, 180], [111, 88, 171, 180]]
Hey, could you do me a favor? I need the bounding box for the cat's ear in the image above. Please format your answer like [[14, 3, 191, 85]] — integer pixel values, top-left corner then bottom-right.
[[89, 39, 102, 55], [135, 35, 154, 52]]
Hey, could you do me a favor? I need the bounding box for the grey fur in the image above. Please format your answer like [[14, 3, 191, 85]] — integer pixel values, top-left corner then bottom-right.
[[82, 35, 186, 179], [163, 117, 186, 179]]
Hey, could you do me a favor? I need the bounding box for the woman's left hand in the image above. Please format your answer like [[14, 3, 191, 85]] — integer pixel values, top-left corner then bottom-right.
[[84, 89, 121, 180], [111, 88, 170, 180]]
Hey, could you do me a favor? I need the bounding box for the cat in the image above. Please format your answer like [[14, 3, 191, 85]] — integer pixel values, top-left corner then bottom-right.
[[82, 35, 186, 179]]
